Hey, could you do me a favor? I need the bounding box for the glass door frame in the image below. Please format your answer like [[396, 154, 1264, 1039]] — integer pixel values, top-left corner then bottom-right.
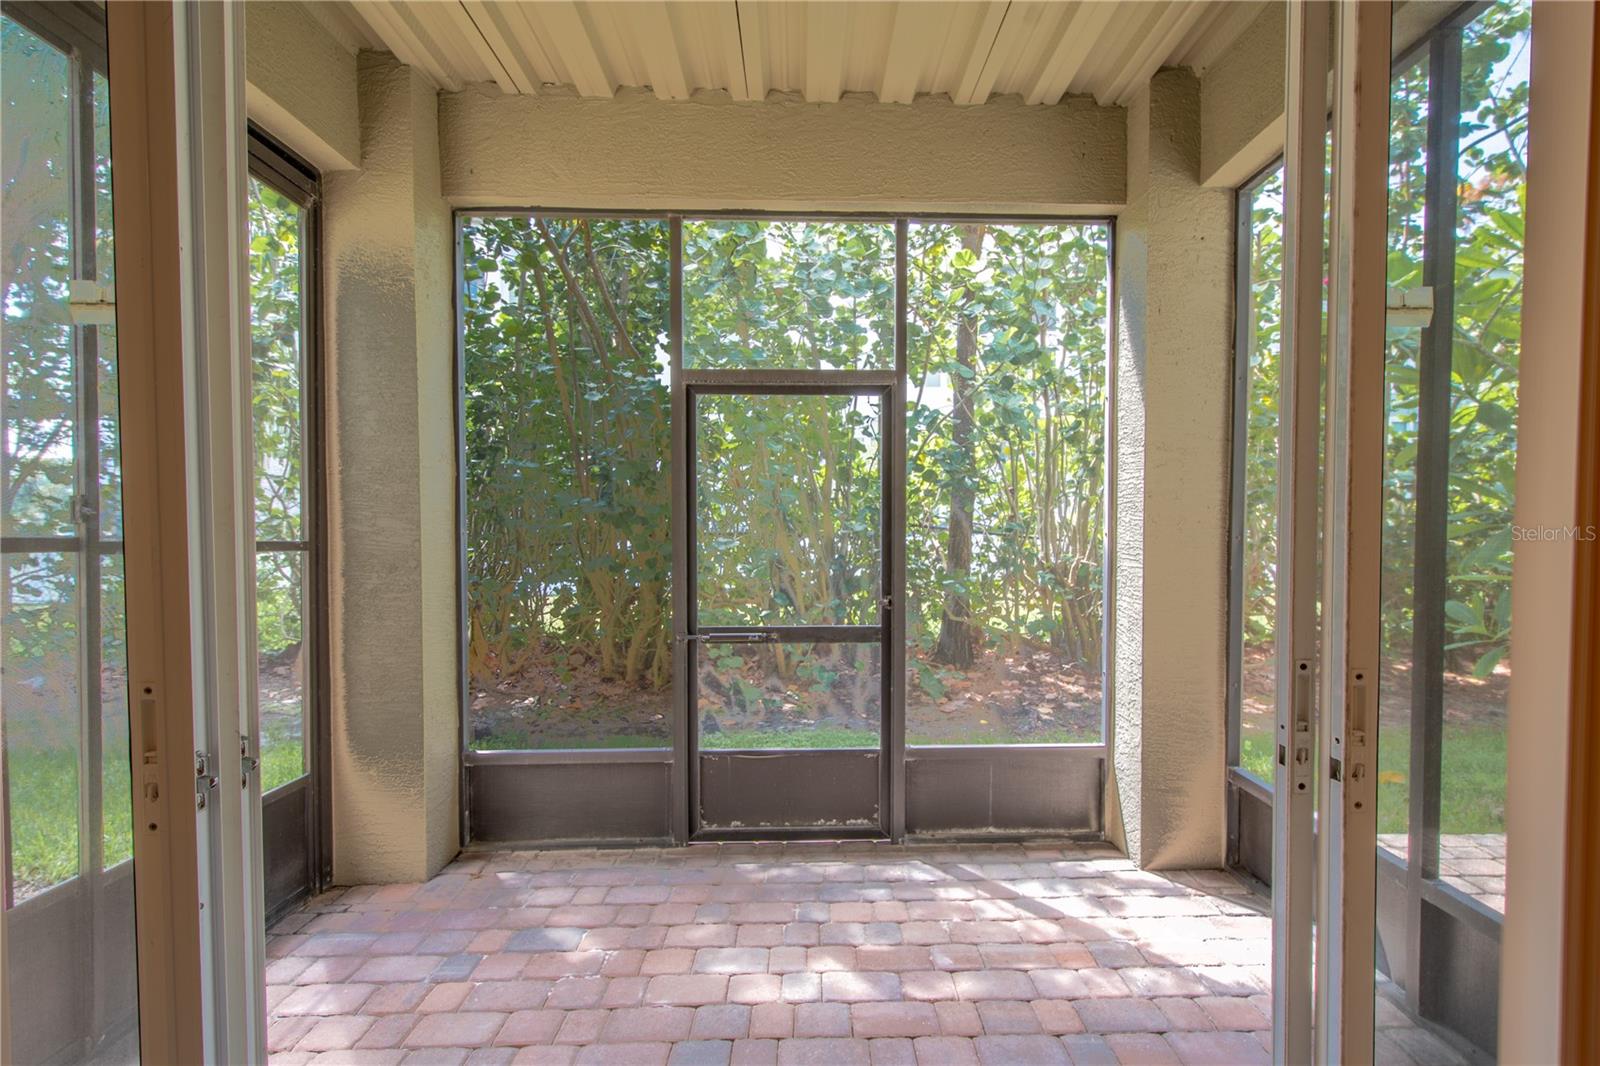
[[0, 5, 134, 1061], [0, 0, 118, 911], [669, 214, 909, 842], [1247, 3, 1515, 1059], [1274, 0, 1392, 1058], [245, 124, 332, 918]]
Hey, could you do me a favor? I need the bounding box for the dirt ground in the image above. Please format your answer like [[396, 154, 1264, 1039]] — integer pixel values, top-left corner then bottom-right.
[[472, 640, 1505, 751], [472, 655, 673, 747], [257, 645, 306, 741], [471, 639, 1104, 747], [905, 644, 1102, 742], [1238, 641, 1510, 739]]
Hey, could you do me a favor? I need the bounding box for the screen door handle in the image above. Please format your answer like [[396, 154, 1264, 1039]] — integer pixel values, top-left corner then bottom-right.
[[687, 632, 775, 644]]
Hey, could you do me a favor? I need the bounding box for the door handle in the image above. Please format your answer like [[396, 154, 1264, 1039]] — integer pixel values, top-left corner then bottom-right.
[[684, 632, 775, 644]]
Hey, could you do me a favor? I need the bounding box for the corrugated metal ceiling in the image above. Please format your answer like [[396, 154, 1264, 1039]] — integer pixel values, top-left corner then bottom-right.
[[309, 1, 1265, 107]]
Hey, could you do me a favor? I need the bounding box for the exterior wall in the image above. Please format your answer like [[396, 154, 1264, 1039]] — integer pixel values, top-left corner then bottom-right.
[[438, 86, 1125, 212], [1199, 3, 1286, 188], [1499, 2, 1594, 1059], [1110, 69, 1232, 869], [243, 1, 359, 171], [323, 53, 458, 884]]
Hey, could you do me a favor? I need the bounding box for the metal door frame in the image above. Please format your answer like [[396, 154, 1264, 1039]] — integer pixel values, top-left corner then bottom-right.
[[458, 212, 1109, 847], [1318, 1, 1391, 1059], [1274, 5, 1331, 1059], [245, 125, 332, 919], [1272, 2, 1390, 1060], [667, 215, 910, 843], [1232, 4, 1510, 1059], [679, 379, 896, 840]]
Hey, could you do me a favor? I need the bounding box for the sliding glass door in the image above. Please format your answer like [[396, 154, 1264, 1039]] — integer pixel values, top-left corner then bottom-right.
[[1250, 1, 1529, 1059], [1372, 3, 1527, 1057], [2, 5, 138, 1060]]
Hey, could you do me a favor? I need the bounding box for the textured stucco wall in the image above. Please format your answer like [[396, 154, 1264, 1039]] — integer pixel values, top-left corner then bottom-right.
[[243, 1, 359, 171], [439, 86, 1126, 212], [1199, 3, 1286, 188], [1199, 1, 1464, 189], [1110, 70, 1232, 870], [1107, 84, 1151, 860], [323, 52, 458, 884]]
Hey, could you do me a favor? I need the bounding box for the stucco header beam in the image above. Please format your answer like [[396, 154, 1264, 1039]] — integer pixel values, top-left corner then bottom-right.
[[438, 87, 1127, 213], [1199, 0, 1468, 188], [244, 0, 360, 172]]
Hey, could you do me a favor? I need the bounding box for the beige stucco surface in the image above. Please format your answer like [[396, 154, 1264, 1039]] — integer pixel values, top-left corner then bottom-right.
[[438, 86, 1126, 213], [1198, 1, 1466, 190], [1110, 70, 1232, 870], [243, 1, 359, 172], [323, 53, 458, 884], [1199, 3, 1286, 189]]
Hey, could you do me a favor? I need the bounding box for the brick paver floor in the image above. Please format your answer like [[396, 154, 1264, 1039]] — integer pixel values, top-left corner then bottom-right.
[[1376, 834, 1506, 914], [264, 840, 1468, 1065]]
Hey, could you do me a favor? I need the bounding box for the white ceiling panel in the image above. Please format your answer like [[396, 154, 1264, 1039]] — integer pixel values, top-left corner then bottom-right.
[[331, 0, 1262, 106]]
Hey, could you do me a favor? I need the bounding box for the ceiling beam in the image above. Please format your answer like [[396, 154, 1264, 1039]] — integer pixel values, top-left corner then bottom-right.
[[1170, 4, 1227, 69], [529, 1, 614, 98], [1176, 1, 1267, 73], [420, 2, 507, 89], [692, 2, 749, 100], [1025, 1, 1118, 105], [1102, 0, 1212, 106], [879, 3, 943, 105], [496, 5, 562, 87], [629, 2, 692, 100], [952, 2, 1010, 106], [803, 2, 848, 103], [349, 0, 462, 91], [1073, 2, 1159, 101], [967, 2, 1052, 107], [736, 1, 768, 101], [460, 0, 541, 94]]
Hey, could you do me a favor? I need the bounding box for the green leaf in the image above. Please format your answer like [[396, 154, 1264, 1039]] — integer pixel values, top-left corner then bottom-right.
[[1471, 645, 1507, 679], [1474, 400, 1514, 432]]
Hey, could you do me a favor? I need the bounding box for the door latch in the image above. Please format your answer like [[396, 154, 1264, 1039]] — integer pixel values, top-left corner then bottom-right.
[[195, 750, 218, 810], [241, 735, 259, 788]]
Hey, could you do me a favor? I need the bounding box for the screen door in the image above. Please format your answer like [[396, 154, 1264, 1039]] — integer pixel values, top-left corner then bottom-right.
[[686, 386, 890, 836]]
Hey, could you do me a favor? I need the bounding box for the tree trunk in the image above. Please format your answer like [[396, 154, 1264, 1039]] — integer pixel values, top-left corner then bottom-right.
[[934, 226, 984, 668]]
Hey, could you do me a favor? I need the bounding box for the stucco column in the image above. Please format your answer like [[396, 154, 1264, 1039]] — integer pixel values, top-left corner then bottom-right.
[[323, 53, 458, 884], [1107, 69, 1233, 869]]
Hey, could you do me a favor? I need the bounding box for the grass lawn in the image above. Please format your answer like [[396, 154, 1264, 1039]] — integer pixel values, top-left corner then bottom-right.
[[8, 726, 305, 899], [5, 744, 132, 897], [259, 719, 308, 793], [1239, 722, 1507, 834], [9, 723, 1500, 895]]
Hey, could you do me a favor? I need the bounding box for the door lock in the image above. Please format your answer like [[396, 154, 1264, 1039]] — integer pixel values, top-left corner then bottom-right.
[[241, 735, 259, 787], [195, 751, 218, 810]]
